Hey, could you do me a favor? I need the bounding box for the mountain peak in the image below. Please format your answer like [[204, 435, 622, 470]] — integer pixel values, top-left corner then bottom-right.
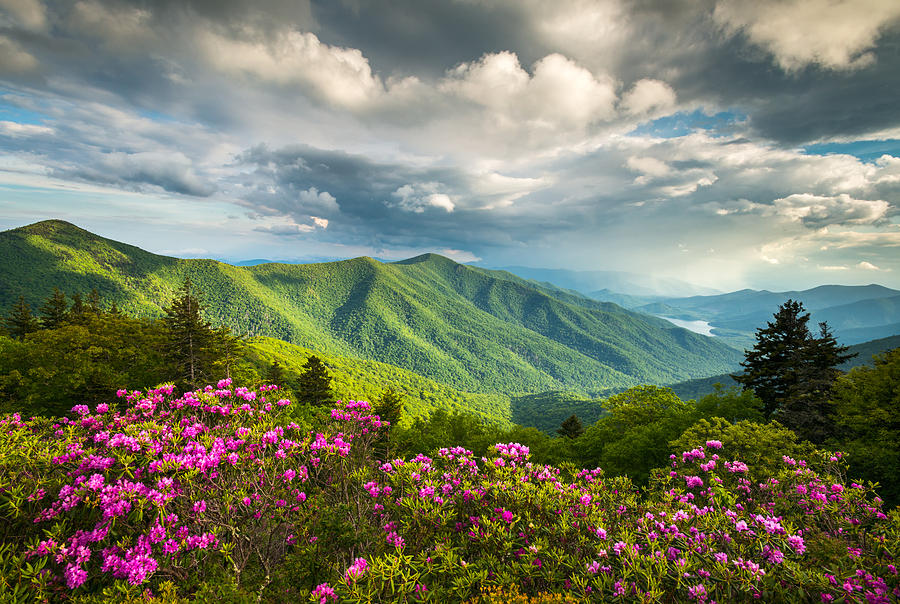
[[392, 253, 458, 266], [8, 219, 89, 237]]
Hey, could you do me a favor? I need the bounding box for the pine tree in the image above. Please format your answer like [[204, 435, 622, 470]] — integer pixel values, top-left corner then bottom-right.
[[375, 387, 404, 428], [162, 278, 218, 389], [69, 293, 87, 324], [733, 300, 855, 442], [86, 288, 102, 315], [297, 355, 333, 407], [779, 322, 854, 443], [4, 295, 39, 340], [732, 299, 812, 421], [557, 414, 584, 439], [266, 360, 287, 387], [40, 287, 70, 329]]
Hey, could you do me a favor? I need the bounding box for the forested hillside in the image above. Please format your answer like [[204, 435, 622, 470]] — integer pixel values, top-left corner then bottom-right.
[[0, 220, 742, 395]]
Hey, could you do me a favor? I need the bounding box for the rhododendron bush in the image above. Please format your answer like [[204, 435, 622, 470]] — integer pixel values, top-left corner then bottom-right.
[[1, 382, 898, 603]]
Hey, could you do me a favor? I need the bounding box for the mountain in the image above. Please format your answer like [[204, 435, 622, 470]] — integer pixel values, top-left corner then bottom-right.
[[0, 220, 742, 396], [641, 285, 900, 348], [493, 266, 720, 298]]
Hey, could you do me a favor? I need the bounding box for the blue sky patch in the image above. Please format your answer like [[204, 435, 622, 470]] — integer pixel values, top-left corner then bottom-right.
[[803, 140, 900, 162], [628, 109, 746, 139]]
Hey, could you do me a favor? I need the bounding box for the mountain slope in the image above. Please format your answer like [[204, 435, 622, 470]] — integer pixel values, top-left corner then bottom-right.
[[0, 220, 742, 396]]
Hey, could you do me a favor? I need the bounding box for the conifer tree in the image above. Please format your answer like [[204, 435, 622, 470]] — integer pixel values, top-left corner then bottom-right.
[[162, 278, 218, 389], [266, 361, 287, 387], [297, 355, 333, 407], [40, 287, 70, 329], [4, 295, 39, 340], [69, 293, 86, 324], [733, 300, 854, 442], [557, 414, 584, 439]]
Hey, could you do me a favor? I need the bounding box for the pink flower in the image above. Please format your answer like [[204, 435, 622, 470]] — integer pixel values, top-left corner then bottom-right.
[[311, 583, 336, 603], [345, 557, 369, 581]]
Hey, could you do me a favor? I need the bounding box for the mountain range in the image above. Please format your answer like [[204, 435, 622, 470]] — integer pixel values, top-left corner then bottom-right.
[[0, 220, 743, 397]]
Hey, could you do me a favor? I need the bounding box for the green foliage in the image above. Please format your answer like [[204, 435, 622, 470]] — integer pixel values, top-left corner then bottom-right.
[[831, 347, 900, 507], [510, 391, 605, 434], [577, 386, 699, 484], [695, 383, 764, 423], [0, 315, 168, 417], [669, 418, 817, 479], [3, 296, 38, 340], [241, 337, 512, 426]]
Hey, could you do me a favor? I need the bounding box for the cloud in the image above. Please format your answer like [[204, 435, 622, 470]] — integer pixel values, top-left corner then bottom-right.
[[0, 36, 38, 73], [0, 0, 47, 31], [857, 260, 885, 271], [392, 183, 454, 213], [198, 28, 386, 110], [772, 193, 889, 227], [620, 79, 676, 116], [0, 121, 53, 137], [714, 0, 900, 72], [440, 51, 617, 129], [63, 151, 217, 197]]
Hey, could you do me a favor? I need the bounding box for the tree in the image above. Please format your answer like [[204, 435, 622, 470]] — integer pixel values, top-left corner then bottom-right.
[[557, 414, 584, 439], [39, 288, 70, 329], [732, 300, 853, 442], [4, 296, 39, 340], [375, 387, 404, 428], [830, 347, 900, 507], [266, 360, 287, 387], [162, 278, 219, 389], [297, 355, 333, 407]]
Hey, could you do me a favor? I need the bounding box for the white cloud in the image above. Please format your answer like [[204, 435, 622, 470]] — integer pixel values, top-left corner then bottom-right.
[[620, 79, 677, 116], [198, 29, 385, 110], [391, 183, 455, 213], [772, 193, 889, 227], [438, 248, 482, 263], [626, 156, 671, 178], [0, 121, 53, 137], [714, 0, 900, 72], [440, 51, 617, 129], [857, 260, 884, 270]]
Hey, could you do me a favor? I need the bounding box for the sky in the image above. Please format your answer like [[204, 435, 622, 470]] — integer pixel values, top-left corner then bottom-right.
[[1, 0, 899, 292]]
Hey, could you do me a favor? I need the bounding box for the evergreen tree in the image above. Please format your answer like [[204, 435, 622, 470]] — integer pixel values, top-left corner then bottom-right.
[[733, 300, 854, 442], [297, 355, 333, 407], [374, 387, 404, 458], [69, 293, 87, 324], [4, 296, 39, 340], [40, 287, 70, 329], [162, 278, 218, 389], [266, 360, 287, 387], [86, 288, 102, 315], [557, 414, 584, 439], [779, 322, 854, 443], [375, 387, 404, 428]]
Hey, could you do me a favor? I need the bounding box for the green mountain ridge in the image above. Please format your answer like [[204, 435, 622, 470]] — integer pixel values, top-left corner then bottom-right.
[[0, 220, 743, 397]]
